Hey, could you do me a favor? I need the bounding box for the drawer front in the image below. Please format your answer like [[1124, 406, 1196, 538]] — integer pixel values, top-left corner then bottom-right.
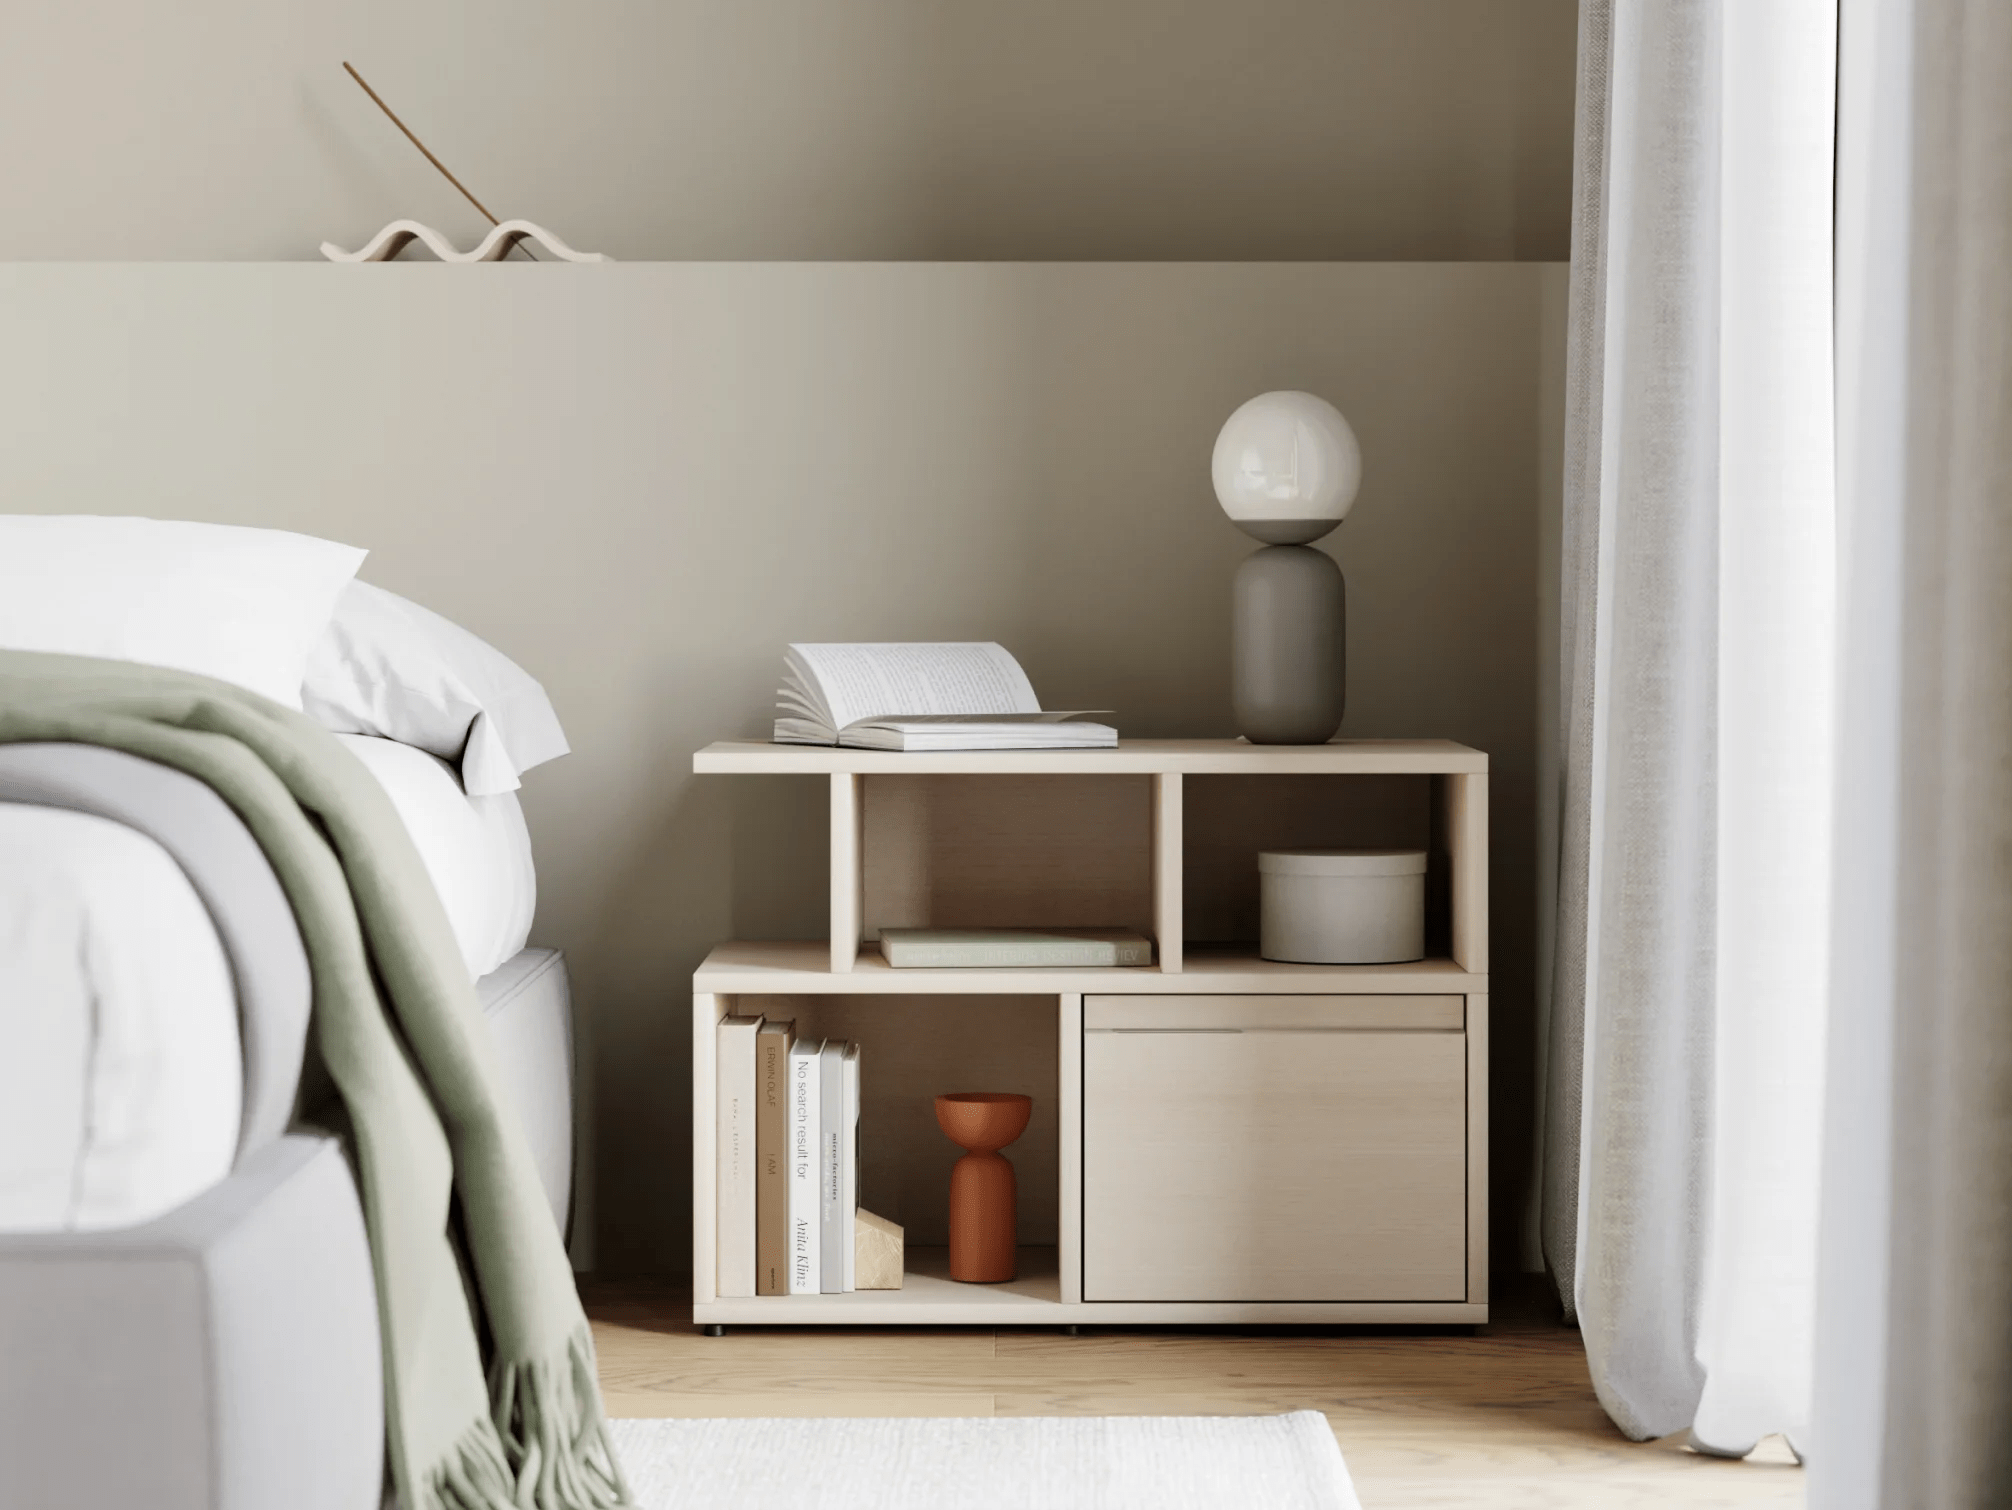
[[1085, 994, 1463, 1032], [1083, 1022, 1466, 1302]]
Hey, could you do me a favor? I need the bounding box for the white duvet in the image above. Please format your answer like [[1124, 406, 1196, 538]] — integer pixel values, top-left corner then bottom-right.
[[0, 805, 241, 1231], [0, 739, 536, 1233]]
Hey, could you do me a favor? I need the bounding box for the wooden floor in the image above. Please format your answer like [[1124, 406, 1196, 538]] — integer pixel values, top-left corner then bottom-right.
[[586, 1276, 1803, 1508]]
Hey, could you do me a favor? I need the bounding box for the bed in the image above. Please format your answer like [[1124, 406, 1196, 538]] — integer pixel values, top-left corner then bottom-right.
[[0, 517, 602, 1510], [0, 735, 566, 1234]]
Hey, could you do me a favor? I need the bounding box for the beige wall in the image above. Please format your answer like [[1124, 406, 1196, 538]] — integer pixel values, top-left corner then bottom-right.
[[0, 1, 1575, 262], [0, 263, 1555, 1273]]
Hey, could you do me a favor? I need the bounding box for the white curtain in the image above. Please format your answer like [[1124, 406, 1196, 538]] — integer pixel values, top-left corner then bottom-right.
[[1811, 0, 2012, 1504], [1542, 0, 1836, 1452]]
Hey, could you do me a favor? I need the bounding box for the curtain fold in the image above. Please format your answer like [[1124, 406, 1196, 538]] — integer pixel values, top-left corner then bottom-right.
[[1543, 0, 1835, 1451], [1812, 1, 2012, 1504]]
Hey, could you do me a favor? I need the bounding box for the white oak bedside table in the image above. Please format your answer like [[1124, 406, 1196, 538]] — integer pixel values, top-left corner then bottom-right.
[[689, 738, 1488, 1329]]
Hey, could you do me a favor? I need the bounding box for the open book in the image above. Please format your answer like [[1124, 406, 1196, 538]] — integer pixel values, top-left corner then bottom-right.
[[773, 643, 1116, 751]]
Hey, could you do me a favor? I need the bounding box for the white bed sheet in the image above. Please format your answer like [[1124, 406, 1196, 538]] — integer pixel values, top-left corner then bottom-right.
[[0, 805, 240, 1232], [0, 736, 537, 1235]]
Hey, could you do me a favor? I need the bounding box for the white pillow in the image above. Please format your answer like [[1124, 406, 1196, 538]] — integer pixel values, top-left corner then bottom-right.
[[335, 735, 536, 981], [0, 516, 366, 708], [301, 580, 569, 796]]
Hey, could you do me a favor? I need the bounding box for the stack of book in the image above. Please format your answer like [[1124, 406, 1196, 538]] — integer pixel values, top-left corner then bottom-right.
[[715, 1015, 861, 1297]]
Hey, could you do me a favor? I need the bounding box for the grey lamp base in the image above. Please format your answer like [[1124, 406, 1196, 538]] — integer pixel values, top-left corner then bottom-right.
[[1232, 545, 1346, 744]]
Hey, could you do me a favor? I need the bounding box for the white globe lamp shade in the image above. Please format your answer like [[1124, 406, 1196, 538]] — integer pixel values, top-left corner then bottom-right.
[[1210, 390, 1362, 544]]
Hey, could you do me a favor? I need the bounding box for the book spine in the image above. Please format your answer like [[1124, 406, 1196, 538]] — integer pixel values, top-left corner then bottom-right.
[[788, 1041, 823, 1296], [819, 1042, 846, 1294], [1111, 936, 1154, 966], [714, 1015, 761, 1298], [842, 1044, 860, 1291], [755, 1022, 793, 1295]]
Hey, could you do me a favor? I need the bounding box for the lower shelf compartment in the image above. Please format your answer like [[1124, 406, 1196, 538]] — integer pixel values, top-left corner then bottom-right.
[[694, 1246, 1487, 1327], [702, 1246, 1062, 1320]]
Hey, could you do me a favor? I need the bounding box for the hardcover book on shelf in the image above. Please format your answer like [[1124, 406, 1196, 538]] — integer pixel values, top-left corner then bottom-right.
[[787, 1037, 824, 1296], [818, 1040, 849, 1294], [714, 1013, 763, 1298], [773, 642, 1115, 751], [842, 1042, 861, 1292], [754, 1019, 794, 1296], [878, 927, 1156, 969]]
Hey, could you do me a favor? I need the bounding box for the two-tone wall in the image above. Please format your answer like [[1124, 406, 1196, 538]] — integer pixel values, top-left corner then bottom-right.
[[2, 0, 1576, 1274], [0, 0, 1574, 262], [0, 262, 1563, 1272]]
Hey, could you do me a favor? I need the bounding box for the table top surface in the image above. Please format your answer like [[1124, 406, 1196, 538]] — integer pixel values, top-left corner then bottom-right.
[[693, 737, 1487, 775]]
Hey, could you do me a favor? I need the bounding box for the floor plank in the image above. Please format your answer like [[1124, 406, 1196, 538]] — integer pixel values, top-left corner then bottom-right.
[[584, 1277, 1803, 1508]]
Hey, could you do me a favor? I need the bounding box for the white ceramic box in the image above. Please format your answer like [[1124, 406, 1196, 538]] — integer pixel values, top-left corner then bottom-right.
[[1258, 849, 1427, 964]]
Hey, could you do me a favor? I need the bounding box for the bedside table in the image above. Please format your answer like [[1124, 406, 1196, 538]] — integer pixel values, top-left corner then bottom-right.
[[688, 738, 1487, 1327]]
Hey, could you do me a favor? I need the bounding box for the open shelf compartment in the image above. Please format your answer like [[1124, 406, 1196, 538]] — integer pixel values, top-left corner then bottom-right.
[[691, 989, 1080, 1317], [856, 771, 1162, 962], [782, 739, 1486, 980]]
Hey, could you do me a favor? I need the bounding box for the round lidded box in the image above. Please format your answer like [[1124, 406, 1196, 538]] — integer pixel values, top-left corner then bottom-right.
[[1259, 848, 1428, 964]]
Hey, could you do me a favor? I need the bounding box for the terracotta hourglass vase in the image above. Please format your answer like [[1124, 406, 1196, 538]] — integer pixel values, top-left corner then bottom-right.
[[934, 1092, 1033, 1283]]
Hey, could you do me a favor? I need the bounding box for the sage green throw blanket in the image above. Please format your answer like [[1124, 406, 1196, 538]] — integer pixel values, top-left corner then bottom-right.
[[0, 651, 630, 1510]]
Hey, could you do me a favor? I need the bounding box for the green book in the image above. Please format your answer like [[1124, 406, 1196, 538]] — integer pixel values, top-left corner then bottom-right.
[[877, 927, 1155, 969]]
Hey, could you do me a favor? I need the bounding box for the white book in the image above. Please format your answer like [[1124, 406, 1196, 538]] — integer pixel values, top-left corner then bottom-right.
[[714, 1013, 763, 1298], [787, 1038, 823, 1296], [842, 1042, 861, 1292], [879, 927, 1155, 969], [818, 1041, 848, 1294], [773, 642, 1115, 751]]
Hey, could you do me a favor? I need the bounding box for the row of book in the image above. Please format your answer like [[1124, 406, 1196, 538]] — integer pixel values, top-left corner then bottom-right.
[[715, 1015, 860, 1296]]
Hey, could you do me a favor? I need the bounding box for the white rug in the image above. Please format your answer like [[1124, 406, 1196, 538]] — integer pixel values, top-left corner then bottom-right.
[[609, 1412, 1360, 1510]]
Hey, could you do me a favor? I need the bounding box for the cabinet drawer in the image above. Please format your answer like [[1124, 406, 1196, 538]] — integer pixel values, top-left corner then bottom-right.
[[1083, 1023, 1466, 1302], [1084, 994, 1462, 1032]]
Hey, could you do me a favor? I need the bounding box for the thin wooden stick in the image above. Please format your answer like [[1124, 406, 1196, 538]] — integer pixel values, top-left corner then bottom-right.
[[342, 61, 537, 260]]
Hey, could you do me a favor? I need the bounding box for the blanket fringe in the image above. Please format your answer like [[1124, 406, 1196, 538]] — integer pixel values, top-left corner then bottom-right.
[[421, 1416, 516, 1510], [417, 1328, 631, 1510], [489, 1326, 633, 1509]]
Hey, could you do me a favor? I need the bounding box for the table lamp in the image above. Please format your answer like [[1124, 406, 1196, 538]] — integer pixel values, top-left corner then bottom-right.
[[1211, 390, 1361, 744]]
